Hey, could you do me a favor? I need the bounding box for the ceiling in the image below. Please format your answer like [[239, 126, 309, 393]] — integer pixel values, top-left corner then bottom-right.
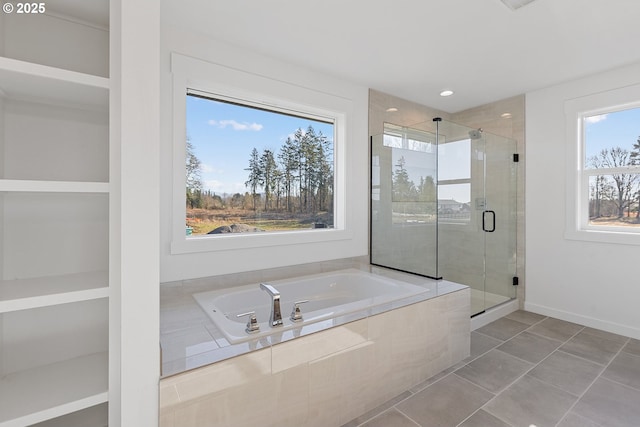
[[161, 0, 640, 113], [46, 1, 640, 113]]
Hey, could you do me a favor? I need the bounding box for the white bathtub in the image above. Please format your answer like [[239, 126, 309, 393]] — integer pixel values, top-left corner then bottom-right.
[[193, 269, 430, 344]]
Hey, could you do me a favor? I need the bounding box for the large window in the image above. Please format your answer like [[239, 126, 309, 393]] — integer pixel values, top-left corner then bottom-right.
[[565, 84, 640, 244], [168, 53, 360, 261], [185, 91, 335, 236]]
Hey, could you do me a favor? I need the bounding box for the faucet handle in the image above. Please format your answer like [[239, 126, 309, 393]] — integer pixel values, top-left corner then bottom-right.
[[237, 311, 260, 334], [290, 300, 309, 322]]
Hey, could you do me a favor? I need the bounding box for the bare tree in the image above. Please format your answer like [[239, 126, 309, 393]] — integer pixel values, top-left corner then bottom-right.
[[597, 147, 637, 218]]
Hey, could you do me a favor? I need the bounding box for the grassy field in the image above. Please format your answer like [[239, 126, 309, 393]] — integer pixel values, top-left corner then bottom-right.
[[187, 208, 331, 234]]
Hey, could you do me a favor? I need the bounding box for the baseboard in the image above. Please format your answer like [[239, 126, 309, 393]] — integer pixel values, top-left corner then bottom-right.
[[524, 302, 640, 340], [471, 299, 519, 331]]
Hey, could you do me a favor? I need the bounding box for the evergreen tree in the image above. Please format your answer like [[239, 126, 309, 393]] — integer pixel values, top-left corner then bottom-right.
[[393, 156, 417, 201], [245, 147, 261, 211], [259, 149, 277, 210], [186, 137, 203, 209]]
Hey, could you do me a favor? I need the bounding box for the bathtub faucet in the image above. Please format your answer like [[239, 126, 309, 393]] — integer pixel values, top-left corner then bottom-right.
[[260, 283, 283, 327]]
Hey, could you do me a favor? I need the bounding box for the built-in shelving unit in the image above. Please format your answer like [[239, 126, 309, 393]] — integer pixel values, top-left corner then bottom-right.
[[0, 271, 109, 313], [0, 1, 111, 425], [0, 180, 109, 193], [0, 352, 108, 427], [0, 56, 109, 109]]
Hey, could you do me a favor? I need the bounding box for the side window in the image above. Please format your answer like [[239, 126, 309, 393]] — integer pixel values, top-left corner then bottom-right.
[[582, 106, 640, 231]]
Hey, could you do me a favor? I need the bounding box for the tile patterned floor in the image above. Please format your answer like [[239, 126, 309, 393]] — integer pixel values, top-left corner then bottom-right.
[[342, 311, 640, 427]]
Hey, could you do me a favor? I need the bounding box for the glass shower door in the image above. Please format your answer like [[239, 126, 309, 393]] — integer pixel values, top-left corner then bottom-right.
[[436, 120, 487, 315], [436, 120, 517, 316], [482, 132, 518, 313]]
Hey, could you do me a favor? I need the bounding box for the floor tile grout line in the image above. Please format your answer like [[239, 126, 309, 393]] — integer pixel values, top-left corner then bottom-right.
[[391, 407, 423, 427], [451, 371, 500, 395], [453, 317, 585, 424], [350, 392, 415, 427], [553, 336, 631, 427], [478, 325, 588, 423]]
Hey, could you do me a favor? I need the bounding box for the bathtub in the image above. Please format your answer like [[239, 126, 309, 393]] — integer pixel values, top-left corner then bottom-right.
[[193, 269, 430, 344]]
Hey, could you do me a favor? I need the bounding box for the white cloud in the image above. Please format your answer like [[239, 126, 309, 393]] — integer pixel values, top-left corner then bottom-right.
[[200, 163, 223, 174], [585, 114, 608, 124], [203, 180, 247, 195], [208, 119, 263, 131]]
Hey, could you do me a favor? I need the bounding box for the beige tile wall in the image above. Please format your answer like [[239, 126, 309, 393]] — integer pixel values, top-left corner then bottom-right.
[[159, 288, 470, 427]]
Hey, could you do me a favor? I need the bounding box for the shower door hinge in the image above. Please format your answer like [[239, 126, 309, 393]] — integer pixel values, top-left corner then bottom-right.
[[513, 153, 519, 162], [512, 276, 519, 286]]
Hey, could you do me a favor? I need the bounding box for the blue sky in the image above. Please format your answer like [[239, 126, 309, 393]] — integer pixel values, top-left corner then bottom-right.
[[187, 94, 334, 195], [584, 106, 640, 160]]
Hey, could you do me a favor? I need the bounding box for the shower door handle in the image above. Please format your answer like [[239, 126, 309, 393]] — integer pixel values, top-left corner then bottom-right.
[[482, 210, 496, 232]]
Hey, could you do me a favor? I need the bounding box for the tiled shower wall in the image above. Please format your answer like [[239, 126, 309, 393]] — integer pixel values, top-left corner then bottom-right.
[[369, 89, 526, 309]]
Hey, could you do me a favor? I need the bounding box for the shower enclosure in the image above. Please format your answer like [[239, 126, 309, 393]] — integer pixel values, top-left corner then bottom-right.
[[371, 119, 518, 316]]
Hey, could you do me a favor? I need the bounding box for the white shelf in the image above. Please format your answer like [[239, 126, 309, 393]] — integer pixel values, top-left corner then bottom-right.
[[0, 271, 108, 314], [0, 179, 109, 193], [0, 352, 108, 427], [0, 56, 108, 110]]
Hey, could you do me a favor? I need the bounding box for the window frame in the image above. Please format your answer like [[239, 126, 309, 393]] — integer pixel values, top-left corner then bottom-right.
[[564, 83, 640, 245], [170, 53, 352, 255]]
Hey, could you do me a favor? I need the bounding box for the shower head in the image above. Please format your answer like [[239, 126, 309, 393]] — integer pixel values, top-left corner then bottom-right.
[[469, 128, 483, 140]]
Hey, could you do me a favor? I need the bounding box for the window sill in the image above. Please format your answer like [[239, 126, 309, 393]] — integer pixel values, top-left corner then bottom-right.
[[564, 228, 640, 246], [171, 228, 354, 255]]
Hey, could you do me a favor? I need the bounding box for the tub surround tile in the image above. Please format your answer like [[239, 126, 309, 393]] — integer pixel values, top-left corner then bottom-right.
[[458, 409, 511, 427], [455, 349, 533, 394], [160, 326, 218, 362], [528, 350, 604, 396], [560, 330, 625, 365], [158, 412, 175, 427], [497, 330, 561, 364], [271, 319, 368, 373], [162, 347, 272, 405], [602, 350, 640, 391], [159, 384, 180, 417], [160, 305, 212, 335], [475, 317, 529, 341], [572, 377, 640, 427], [308, 341, 381, 426], [484, 374, 577, 427], [359, 409, 419, 427], [527, 317, 583, 342], [396, 374, 493, 427], [160, 289, 471, 427]]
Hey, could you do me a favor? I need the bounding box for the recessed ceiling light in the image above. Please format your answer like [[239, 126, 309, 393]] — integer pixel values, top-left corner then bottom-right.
[[386, 107, 398, 112], [501, 112, 512, 118], [440, 90, 454, 97]]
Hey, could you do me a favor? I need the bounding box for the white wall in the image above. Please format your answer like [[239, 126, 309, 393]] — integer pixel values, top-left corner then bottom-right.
[[159, 26, 369, 282], [525, 62, 640, 339]]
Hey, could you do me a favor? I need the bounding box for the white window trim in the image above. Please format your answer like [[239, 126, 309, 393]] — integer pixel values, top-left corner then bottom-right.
[[170, 53, 353, 255], [564, 83, 640, 245]]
